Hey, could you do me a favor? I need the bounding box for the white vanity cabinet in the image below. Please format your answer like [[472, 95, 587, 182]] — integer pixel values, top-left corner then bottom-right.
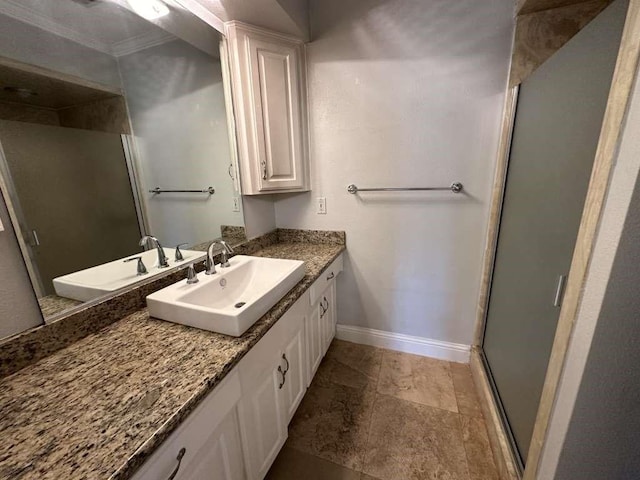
[[130, 254, 344, 480], [306, 256, 343, 384], [225, 21, 309, 195], [237, 293, 308, 480], [130, 372, 245, 480]]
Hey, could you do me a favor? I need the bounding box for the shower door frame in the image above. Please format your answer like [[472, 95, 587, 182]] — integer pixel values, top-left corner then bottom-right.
[[472, 2, 640, 479]]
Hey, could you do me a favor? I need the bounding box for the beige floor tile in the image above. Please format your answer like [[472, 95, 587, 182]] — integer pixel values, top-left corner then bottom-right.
[[266, 445, 361, 480], [451, 363, 483, 418], [460, 415, 500, 480], [315, 340, 383, 389], [363, 394, 470, 480], [377, 350, 458, 413], [287, 380, 376, 471]]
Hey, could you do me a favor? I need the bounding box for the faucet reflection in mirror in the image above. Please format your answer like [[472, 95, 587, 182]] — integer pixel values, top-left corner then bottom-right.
[[0, 0, 244, 335]]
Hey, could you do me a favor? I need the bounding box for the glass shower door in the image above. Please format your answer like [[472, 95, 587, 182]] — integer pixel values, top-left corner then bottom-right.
[[482, 0, 627, 465]]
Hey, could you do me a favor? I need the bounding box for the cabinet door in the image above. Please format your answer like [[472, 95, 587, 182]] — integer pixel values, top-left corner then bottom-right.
[[225, 22, 309, 195], [282, 323, 306, 422], [180, 408, 245, 480], [320, 283, 336, 354], [306, 303, 323, 386], [248, 37, 305, 192], [238, 359, 287, 480]]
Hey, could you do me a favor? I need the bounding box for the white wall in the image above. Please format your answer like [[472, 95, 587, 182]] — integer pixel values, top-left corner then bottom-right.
[[538, 28, 640, 478], [274, 0, 514, 345], [118, 39, 244, 248]]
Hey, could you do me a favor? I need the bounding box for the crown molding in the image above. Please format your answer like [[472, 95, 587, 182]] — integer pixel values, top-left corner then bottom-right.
[[111, 29, 176, 57]]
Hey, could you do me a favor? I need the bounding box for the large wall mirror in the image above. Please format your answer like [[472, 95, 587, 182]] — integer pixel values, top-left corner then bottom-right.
[[0, 0, 245, 329]]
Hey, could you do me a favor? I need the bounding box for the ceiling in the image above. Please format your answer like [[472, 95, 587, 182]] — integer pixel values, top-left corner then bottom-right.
[[0, 0, 176, 57]]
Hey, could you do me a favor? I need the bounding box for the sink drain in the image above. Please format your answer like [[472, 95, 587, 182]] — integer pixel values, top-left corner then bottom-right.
[[234, 302, 246, 308]]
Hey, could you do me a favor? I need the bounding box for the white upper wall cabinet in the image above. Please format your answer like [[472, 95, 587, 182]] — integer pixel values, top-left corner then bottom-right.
[[225, 21, 310, 195]]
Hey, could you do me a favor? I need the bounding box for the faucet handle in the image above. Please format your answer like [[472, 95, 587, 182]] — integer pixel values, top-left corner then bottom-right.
[[124, 256, 148, 276], [175, 243, 188, 261], [186, 263, 199, 284], [220, 250, 230, 268], [220, 239, 234, 253]]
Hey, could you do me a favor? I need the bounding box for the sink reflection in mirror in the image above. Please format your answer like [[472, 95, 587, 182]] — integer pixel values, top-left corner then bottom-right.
[[0, 0, 244, 332], [52, 247, 205, 303]]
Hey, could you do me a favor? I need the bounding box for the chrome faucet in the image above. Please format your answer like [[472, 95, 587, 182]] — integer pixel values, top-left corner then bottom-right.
[[205, 239, 234, 275], [139, 235, 170, 268]]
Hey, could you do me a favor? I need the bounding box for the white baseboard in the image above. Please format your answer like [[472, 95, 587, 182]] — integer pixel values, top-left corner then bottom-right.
[[335, 325, 471, 363]]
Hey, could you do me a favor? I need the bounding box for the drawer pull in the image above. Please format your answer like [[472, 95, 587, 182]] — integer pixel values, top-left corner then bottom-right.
[[261, 160, 267, 180], [278, 365, 286, 389], [168, 447, 186, 480], [326, 272, 335, 280], [282, 353, 290, 374]]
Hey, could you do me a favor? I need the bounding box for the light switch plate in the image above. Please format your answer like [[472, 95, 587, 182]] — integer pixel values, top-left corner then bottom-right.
[[316, 197, 327, 214], [232, 197, 240, 212]]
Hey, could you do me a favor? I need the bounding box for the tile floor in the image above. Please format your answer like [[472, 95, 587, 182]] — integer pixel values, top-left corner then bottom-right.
[[266, 339, 499, 480]]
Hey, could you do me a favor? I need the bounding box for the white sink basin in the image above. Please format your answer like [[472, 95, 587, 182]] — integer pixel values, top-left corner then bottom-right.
[[146, 255, 305, 337], [53, 248, 204, 302]]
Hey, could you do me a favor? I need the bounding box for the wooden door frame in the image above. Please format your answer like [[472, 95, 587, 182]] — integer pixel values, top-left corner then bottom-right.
[[471, 1, 640, 479]]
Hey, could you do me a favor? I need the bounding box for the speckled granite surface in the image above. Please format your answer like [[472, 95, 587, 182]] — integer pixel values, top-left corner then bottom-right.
[[0, 231, 279, 378], [0, 240, 345, 480], [37, 295, 82, 319]]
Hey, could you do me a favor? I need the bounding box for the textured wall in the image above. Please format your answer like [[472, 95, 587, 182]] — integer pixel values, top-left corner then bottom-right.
[[274, 0, 514, 345], [118, 39, 244, 248]]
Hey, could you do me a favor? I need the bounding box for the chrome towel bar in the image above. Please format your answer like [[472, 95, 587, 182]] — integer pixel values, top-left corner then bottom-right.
[[149, 187, 215, 195], [347, 182, 463, 194]]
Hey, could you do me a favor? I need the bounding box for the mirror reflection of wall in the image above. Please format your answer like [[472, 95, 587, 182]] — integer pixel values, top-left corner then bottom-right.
[[0, 0, 244, 330]]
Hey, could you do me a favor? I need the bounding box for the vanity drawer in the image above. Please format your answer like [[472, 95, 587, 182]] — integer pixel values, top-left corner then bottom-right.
[[309, 254, 343, 306], [130, 371, 242, 480]]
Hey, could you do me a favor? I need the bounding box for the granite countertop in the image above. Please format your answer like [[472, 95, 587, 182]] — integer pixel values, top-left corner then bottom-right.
[[0, 241, 345, 480]]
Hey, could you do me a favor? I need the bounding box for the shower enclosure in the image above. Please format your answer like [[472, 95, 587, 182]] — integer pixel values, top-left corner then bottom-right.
[[480, 0, 628, 470]]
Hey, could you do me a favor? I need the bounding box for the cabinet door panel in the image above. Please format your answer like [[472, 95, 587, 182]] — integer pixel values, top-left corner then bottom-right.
[[249, 38, 304, 191], [283, 324, 306, 422], [181, 409, 245, 480], [306, 305, 323, 386], [238, 362, 287, 480]]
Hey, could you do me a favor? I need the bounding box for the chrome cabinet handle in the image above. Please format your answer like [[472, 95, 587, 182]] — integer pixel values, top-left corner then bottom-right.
[[326, 272, 335, 280], [282, 353, 290, 374], [261, 160, 267, 180], [278, 365, 286, 389], [167, 447, 186, 480]]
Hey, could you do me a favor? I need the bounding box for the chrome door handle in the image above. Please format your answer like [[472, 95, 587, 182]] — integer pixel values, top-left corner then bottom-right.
[[261, 160, 267, 180], [167, 447, 186, 480], [553, 274, 567, 307], [326, 272, 335, 280]]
